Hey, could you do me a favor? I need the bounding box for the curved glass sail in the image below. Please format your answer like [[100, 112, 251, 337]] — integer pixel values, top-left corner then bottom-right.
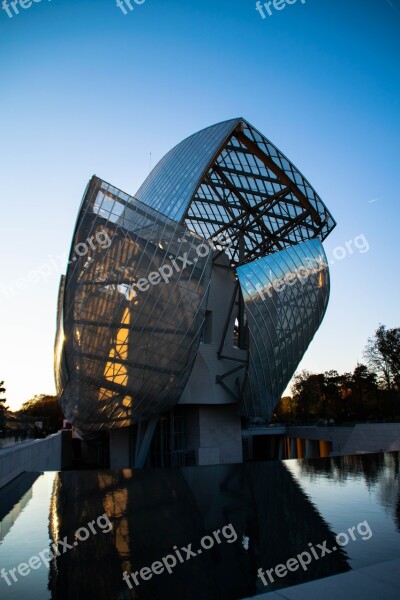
[[55, 118, 336, 432], [136, 118, 335, 267], [135, 118, 242, 221], [237, 239, 330, 418], [55, 177, 212, 430]]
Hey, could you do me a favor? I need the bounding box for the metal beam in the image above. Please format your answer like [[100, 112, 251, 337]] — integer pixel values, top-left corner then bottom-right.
[[234, 131, 322, 227], [212, 167, 284, 251], [134, 417, 158, 468], [212, 163, 280, 185], [216, 363, 246, 381], [217, 280, 239, 358]]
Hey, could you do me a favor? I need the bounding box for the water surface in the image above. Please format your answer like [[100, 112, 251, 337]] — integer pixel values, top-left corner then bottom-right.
[[0, 452, 399, 599]]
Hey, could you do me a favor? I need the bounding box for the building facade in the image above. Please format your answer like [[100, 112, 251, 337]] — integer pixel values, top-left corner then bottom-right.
[[54, 118, 336, 467]]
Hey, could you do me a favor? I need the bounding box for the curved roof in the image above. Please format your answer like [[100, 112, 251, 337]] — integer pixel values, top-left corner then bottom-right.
[[135, 118, 241, 220], [135, 117, 336, 266]]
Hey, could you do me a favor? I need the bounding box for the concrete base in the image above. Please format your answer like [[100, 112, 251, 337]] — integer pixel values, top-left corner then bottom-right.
[[186, 404, 243, 466]]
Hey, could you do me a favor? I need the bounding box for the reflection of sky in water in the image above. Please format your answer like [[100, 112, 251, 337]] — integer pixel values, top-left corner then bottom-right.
[[285, 454, 400, 569], [0, 472, 56, 600]]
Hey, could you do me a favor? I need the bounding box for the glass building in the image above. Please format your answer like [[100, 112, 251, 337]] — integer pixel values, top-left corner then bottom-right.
[[55, 118, 336, 467]]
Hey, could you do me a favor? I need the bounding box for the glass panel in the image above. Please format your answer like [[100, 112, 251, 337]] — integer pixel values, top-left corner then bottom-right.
[[56, 177, 212, 430], [237, 239, 330, 419]]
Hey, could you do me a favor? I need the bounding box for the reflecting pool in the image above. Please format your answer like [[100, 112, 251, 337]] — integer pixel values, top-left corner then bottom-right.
[[1, 452, 400, 599]]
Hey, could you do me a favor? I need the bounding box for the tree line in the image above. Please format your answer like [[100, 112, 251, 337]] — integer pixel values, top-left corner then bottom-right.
[[0, 380, 8, 429], [0, 385, 62, 433], [275, 325, 400, 424], [1, 324, 399, 429]]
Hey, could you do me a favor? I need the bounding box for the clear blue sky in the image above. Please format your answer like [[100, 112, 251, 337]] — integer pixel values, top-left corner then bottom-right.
[[0, 0, 399, 411]]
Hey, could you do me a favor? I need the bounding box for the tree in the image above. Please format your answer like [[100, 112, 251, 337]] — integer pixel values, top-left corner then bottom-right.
[[290, 368, 378, 422], [349, 364, 378, 419], [0, 381, 9, 429], [17, 394, 63, 430], [274, 396, 297, 421], [322, 370, 346, 418], [292, 370, 325, 420], [364, 325, 400, 391]]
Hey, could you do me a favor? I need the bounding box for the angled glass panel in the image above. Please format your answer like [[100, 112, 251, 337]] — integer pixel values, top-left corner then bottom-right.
[[237, 239, 330, 418], [55, 177, 213, 431], [135, 118, 241, 221], [135, 117, 335, 265]]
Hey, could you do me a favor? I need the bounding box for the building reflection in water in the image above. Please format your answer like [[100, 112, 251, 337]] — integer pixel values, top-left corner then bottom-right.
[[47, 462, 350, 599], [0, 472, 40, 543]]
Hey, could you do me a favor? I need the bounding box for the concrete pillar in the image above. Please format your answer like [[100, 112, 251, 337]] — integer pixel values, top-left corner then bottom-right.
[[296, 438, 305, 459], [319, 439, 331, 457], [290, 438, 296, 459], [278, 437, 283, 460], [110, 427, 131, 468], [246, 436, 254, 461], [134, 417, 158, 468], [306, 439, 320, 459], [194, 405, 243, 466], [305, 439, 311, 459]]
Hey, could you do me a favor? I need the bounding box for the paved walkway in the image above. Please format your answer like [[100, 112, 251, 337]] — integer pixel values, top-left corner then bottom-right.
[[246, 558, 400, 599]]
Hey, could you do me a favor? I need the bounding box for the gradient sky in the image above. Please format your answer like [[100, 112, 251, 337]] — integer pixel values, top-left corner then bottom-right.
[[0, 0, 399, 411]]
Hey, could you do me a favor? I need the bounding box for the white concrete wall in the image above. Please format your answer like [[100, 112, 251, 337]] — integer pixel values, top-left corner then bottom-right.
[[341, 424, 400, 455], [287, 426, 353, 454], [0, 432, 64, 489], [180, 253, 246, 406], [196, 405, 243, 465], [287, 424, 400, 457]]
